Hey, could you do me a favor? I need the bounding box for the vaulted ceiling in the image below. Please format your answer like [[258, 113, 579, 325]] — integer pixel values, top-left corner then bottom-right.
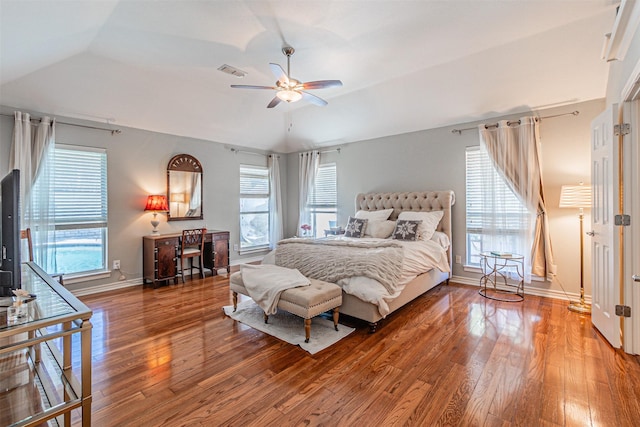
[[0, 1, 615, 153]]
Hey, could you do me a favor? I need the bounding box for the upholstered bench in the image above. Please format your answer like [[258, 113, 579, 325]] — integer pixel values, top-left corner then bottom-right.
[[230, 271, 342, 343]]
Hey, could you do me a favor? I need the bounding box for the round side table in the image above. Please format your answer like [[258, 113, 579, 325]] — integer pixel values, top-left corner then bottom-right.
[[479, 252, 524, 302]]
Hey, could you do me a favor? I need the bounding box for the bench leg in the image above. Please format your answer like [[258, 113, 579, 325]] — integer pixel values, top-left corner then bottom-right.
[[304, 318, 311, 343], [332, 307, 340, 331], [232, 292, 238, 312], [264, 312, 269, 324]]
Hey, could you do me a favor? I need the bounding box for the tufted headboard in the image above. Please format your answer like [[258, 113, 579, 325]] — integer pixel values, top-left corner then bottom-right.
[[355, 190, 456, 269]]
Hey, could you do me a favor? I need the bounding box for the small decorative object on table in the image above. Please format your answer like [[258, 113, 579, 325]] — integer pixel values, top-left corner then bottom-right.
[[300, 223, 312, 237], [490, 251, 512, 257], [7, 289, 33, 324]]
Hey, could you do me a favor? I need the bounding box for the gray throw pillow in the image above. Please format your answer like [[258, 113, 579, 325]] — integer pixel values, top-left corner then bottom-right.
[[392, 219, 422, 241], [344, 216, 368, 238]]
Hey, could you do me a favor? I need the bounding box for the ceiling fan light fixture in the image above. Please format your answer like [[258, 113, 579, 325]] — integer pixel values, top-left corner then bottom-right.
[[276, 89, 303, 103]]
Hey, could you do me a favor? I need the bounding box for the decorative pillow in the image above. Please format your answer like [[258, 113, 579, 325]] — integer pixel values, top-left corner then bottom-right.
[[430, 231, 450, 249], [397, 210, 444, 240], [391, 219, 422, 241], [354, 208, 394, 221], [344, 216, 368, 238], [364, 220, 396, 239]]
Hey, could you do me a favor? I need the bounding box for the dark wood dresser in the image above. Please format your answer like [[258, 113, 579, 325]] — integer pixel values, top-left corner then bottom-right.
[[142, 230, 230, 287]]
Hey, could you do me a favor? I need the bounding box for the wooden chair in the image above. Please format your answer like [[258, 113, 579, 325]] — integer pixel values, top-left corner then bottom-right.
[[179, 228, 206, 283], [21, 228, 64, 285]]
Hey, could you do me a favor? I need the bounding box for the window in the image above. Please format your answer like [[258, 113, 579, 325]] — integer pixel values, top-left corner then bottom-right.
[[239, 165, 270, 251], [308, 163, 337, 238], [465, 146, 530, 266], [33, 145, 108, 276]]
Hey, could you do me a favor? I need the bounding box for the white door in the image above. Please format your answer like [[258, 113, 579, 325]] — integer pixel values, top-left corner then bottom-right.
[[591, 106, 620, 348]]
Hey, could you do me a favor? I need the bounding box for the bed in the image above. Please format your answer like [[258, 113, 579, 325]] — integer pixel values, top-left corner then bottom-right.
[[269, 190, 455, 332]]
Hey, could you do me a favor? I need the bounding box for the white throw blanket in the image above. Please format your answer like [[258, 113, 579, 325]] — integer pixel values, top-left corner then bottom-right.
[[240, 264, 310, 315], [275, 237, 404, 294]]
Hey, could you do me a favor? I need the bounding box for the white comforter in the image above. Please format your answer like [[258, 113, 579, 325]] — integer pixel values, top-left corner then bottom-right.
[[264, 236, 449, 317]]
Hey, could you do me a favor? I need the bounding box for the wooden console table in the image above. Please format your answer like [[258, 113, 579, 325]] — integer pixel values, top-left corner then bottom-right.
[[142, 230, 230, 287], [0, 262, 92, 426]]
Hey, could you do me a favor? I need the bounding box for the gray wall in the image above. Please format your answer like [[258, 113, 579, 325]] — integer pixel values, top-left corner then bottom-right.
[[1, 98, 604, 299], [0, 107, 286, 292], [286, 98, 604, 298]]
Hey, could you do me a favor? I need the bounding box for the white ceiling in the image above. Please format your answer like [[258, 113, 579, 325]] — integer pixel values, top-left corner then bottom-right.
[[0, 1, 616, 153]]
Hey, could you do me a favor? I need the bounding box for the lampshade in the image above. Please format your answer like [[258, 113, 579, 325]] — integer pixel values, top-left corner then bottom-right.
[[559, 185, 592, 208], [144, 195, 169, 212], [170, 193, 186, 203], [276, 89, 303, 103]]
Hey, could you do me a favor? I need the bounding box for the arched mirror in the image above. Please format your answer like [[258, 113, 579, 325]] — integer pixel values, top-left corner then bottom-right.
[[167, 154, 203, 221]]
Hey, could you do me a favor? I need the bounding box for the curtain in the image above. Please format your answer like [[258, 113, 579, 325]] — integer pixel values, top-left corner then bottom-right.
[[479, 116, 556, 279], [298, 151, 319, 235], [268, 154, 283, 249], [10, 111, 57, 271], [189, 173, 202, 215]]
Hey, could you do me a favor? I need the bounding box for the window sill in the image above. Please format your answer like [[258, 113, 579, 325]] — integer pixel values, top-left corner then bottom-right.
[[239, 246, 270, 256], [59, 270, 111, 285], [462, 264, 545, 282]]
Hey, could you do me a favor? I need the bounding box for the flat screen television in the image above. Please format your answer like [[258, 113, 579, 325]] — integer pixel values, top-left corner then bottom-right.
[[1, 169, 21, 293]]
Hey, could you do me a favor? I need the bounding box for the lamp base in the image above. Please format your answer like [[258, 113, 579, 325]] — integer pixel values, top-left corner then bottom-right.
[[568, 300, 591, 314]]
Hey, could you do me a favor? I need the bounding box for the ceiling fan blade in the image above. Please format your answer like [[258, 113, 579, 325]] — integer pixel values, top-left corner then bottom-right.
[[267, 96, 282, 109], [301, 91, 328, 107], [269, 63, 289, 85], [301, 80, 343, 90], [230, 85, 277, 90]]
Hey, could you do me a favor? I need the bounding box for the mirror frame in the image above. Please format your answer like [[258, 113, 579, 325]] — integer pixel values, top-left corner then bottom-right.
[[167, 154, 203, 221]]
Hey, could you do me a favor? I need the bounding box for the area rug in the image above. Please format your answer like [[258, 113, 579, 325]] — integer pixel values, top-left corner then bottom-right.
[[223, 300, 355, 354]]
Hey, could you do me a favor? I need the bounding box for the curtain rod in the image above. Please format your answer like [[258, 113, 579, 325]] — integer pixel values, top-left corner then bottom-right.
[[450, 110, 580, 135], [321, 148, 341, 154], [1, 112, 122, 135], [299, 148, 341, 155], [229, 148, 280, 158]]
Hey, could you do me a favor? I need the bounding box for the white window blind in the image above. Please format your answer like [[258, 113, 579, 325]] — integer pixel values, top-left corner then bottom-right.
[[239, 165, 270, 250], [308, 163, 337, 238], [309, 164, 337, 208], [31, 144, 109, 276], [465, 146, 529, 265], [53, 146, 108, 228], [240, 166, 269, 196]]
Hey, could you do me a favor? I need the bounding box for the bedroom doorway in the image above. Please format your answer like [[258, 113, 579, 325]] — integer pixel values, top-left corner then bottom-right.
[[622, 78, 640, 355], [595, 59, 640, 355]]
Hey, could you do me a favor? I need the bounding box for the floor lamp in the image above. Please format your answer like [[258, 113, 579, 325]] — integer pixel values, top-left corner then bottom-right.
[[559, 184, 592, 314]]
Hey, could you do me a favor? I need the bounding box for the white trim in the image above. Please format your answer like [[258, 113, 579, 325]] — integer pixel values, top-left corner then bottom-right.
[[71, 278, 142, 297], [604, 0, 640, 61], [451, 275, 591, 303], [620, 57, 640, 354], [232, 255, 264, 265], [63, 270, 111, 284], [70, 256, 267, 296], [621, 58, 640, 102]]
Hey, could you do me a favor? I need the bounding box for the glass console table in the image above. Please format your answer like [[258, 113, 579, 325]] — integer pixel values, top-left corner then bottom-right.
[[0, 262, 92, 426]]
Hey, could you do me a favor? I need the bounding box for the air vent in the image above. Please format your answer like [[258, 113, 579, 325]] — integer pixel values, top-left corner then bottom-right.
[[217, 64, 247, 78]]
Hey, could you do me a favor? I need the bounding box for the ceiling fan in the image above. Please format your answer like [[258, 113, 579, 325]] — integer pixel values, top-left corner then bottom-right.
[[231, 46, 342, 108]]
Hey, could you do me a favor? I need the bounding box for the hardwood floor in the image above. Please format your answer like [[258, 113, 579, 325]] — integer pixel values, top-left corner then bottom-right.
[[67, 274, 640, 425]]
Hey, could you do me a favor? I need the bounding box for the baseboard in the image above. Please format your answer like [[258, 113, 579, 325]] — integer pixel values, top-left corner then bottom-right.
[[73, 266, 590, 303], [71, 257, 265, 297], [450, 275, 592, 304], [71, 278, 143, 297]]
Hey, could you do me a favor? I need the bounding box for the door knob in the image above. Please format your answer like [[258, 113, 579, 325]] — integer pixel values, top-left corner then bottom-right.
[[586, 231, 595, 236], [633, 275, 640, 282]]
